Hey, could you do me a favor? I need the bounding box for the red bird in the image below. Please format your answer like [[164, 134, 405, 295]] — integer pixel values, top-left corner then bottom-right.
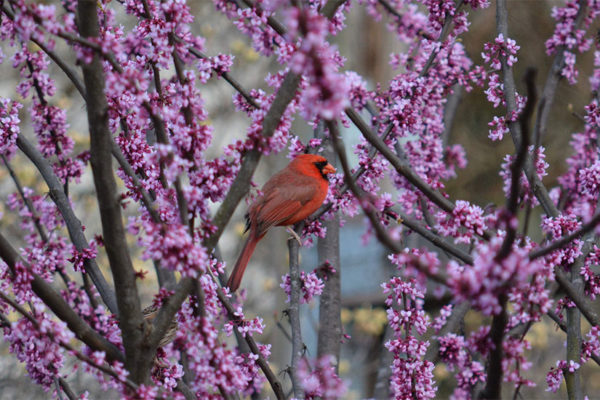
[[227, 154, 336, 292]]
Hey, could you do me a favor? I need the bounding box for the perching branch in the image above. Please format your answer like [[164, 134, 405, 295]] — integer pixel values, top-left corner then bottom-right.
[[287, 223, 305, 398]]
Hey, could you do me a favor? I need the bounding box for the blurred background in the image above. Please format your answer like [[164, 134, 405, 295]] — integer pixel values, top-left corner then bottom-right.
[[0, 0, 597, 398]]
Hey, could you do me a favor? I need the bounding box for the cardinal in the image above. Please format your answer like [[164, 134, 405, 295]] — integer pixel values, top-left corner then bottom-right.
[[226, 154, 336, 292]]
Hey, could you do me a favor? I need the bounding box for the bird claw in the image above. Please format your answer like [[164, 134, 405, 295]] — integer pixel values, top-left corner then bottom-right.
[[286, 227, 303, 246]]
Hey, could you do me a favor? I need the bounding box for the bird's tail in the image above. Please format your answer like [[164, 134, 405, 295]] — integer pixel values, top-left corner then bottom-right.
[[227, 234, 259, 292]]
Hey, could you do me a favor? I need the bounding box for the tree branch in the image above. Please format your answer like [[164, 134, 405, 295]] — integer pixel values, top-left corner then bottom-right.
[[327, 120, 448, 284], [76, 0, 146, 382], [317, 186, 342, 363], [345, 107, 455, 213], [15, 134, 118, 314], [0, 232, 124, 362], [0, 292, 136, 391], [565, 260, 583, 400], [479, 294, 507, 399]]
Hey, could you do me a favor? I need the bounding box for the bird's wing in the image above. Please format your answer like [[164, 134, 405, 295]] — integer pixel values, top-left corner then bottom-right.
[[252, 175, 317, 234]]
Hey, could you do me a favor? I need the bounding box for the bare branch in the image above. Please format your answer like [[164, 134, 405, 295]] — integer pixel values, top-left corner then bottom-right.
[[58, 378, 77, 400], [317, 202, 342, 363], [565, 260, 583, 400], [397, 210, 474, 265]]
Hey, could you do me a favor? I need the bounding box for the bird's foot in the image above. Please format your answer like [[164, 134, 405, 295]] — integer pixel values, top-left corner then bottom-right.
[[286, 227, 303, 246]]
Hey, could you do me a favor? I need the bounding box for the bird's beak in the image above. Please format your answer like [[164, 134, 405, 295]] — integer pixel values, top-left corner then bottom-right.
[[323, 163, 336, 175]]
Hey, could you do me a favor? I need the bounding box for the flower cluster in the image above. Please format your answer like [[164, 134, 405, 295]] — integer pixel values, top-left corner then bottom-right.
[[281, 268, 325, 304], [285, 7, 350, 121], [540, 214, 583, 266], [545, 0, 594, 84], [436, 200, 488, 244], [0, 98, 21, 160], [437, 333, 485, 396], [382, 277, 436, 399], [297, 356, 348, 400], [448, 237, 545, 316]]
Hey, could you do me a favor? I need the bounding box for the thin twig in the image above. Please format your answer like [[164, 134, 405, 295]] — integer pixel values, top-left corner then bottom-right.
[[419, 0, 464, 77], [397, 210, 473, 265], [207, 267, 286, 400], [425, 301, 470, 363], [1, 155, 49, 242], [58, 378, 77, 400]]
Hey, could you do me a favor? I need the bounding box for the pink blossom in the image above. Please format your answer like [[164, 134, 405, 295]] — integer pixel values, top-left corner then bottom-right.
[[298, 356, 348, 400], [447, 237, 545, 316]]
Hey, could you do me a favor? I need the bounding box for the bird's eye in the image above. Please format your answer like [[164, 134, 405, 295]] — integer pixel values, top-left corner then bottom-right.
[[314, 161, 327, 170]]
